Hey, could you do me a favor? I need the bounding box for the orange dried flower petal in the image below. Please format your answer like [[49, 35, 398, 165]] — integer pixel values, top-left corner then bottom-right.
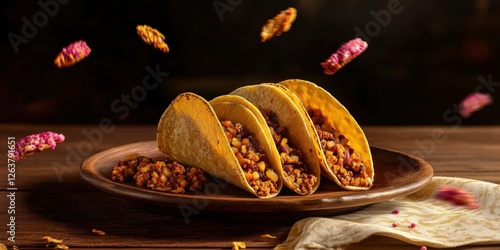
[[260, 7, 297, 42], [136, 24, 170, 53]]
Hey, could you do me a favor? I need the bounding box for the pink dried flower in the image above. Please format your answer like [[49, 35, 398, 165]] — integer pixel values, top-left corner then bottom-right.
[[391, 223, 397, 227], [435, 184, 479, 209], [54, 40, 91, 68], [9, 132, 65, 160], [420, 246, 427, 250], [459, 92, 493, 118], [320, 38, 368, 75], [410, 223, 416, 228], [391, 210, 399, 214]]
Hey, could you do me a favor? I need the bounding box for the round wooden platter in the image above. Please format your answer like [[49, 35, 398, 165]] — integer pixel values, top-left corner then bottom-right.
[[81, 141, 433, 218]]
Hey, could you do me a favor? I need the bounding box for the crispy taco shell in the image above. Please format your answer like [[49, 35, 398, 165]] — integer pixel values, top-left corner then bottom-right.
[[278, 79, 374, 190], [229, 84, 322, 195], [157, 92, 283, 198]]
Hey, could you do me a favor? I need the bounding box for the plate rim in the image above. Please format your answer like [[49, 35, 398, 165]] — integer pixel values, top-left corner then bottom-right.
[[80, 140, 434, 213]]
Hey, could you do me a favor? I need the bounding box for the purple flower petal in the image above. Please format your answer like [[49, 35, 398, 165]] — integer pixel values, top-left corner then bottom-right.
[[10, 131, 65, 160], [321, 38, 368, 75], [54, 40, 91, 68]]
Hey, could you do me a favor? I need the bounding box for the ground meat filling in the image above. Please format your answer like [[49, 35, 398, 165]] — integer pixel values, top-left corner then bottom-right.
[[261, 109, 318, 194], [309, 109, 370, 187], [220, 120, 279, 197], [111, 154, 208, 193]]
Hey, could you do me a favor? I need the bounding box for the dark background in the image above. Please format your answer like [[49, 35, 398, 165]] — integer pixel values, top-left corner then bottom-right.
[[1, 0, 499, 125]]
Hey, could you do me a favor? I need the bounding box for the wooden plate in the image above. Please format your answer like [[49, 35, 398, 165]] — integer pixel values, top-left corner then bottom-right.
[[80, 141, 433, 218]]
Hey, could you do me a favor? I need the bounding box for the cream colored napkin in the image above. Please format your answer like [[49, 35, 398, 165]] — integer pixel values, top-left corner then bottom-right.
[[275, 177, 500, 249]]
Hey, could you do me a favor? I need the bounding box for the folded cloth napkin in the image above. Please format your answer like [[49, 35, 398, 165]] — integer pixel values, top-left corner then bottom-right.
[[275, 177, 500, 249]]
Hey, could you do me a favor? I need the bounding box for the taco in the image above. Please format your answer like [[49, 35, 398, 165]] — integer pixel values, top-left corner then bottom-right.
[[229, 84, 322, 195], [278, 79, 374, 190], [157, 92, 283, 198]]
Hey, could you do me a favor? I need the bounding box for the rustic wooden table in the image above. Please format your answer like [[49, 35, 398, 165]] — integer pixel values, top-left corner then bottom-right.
[[1, 124, 499, 249]]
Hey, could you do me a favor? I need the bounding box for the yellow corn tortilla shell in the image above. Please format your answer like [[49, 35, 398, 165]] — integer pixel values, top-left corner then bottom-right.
[[157, 92, 283, 198], [229, 83, 322, 195], [278, 79, 374, 190]]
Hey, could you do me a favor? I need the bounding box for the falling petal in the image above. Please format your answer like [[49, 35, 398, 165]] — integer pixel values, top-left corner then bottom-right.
[[54, 40, 91, 68], [260, 7, 297, 42], [136, 24, 170, 53], [321, 38, 368, 75], [10, 131, 65, 160], [435, 184, 479, 209], [459, 92, 493, 118]]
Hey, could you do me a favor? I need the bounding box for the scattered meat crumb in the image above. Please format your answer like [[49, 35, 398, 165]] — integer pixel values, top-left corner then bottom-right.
[[54, 244, 69, 250], [261, 233, 277, 239], [42, 236, 68, 249], [92, 228, 106, 235], [42, 236, 63, 244], [232, 241, 246, 250]]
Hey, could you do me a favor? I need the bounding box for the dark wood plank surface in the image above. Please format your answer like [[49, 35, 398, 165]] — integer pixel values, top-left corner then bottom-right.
[[0, 124, 499, 249]]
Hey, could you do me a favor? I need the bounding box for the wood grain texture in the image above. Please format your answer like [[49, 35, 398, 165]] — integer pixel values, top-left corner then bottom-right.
[[0, 124, 499, 249]]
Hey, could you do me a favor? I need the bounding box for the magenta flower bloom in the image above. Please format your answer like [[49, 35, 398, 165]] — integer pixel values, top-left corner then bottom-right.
[[54, 40, 91, 68], [10, 132, 65, 160], [459, 92, 493, 118], [321, 38, 368, 75]]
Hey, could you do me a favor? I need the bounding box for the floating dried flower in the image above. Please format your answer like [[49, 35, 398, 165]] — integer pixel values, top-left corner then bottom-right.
[[260, 7, 297, 42], [410, 223, 416, 228], [435, 184, 479, 209], [391, 223, 397, 228], [54, 40, 91, 68], [459, 92, 493, 118], [10, 132, 65, 160], [321, 38, 368, 75], [136, 24, 170, 53], [391, 210, 399, 215]]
